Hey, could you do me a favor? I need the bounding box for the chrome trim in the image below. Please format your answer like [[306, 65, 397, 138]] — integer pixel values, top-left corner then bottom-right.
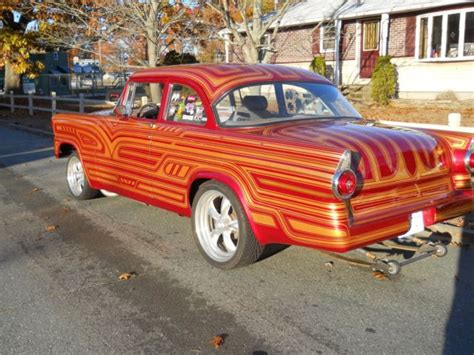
[[332, 150, 356, 200], [465, 141, 474, 173]]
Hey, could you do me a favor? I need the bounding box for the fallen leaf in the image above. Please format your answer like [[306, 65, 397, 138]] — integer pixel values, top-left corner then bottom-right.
[[46, 225, 58, 232], [61, 207, 70, 214], [118, 272, 136, 281], [32, 187, 41, 192], [210, 335, 224, 349], [324, 261, 334, 271], [372, 271, 388, 281]]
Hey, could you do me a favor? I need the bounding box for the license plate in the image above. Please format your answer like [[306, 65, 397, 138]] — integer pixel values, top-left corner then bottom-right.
[[398, 211, 425, 240]]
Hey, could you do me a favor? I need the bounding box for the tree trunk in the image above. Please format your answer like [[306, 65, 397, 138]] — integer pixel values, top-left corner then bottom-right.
[[4, 61, 21, 93], [242, 44, 259, 64], [146, 38, 162, 103]]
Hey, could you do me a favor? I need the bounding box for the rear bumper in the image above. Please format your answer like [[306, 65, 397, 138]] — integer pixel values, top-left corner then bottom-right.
[[344, 190, 473, 252], [256, 189, 473, 253]]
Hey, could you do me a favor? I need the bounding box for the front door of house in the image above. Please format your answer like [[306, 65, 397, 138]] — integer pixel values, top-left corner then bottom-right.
[[360, 20, 380, 78]]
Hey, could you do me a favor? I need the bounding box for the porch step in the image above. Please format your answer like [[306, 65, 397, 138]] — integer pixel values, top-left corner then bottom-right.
[[341, 84, 372, 102]]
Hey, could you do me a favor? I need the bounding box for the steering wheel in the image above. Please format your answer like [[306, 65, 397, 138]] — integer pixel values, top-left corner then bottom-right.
[[137, 103, 158, 118]]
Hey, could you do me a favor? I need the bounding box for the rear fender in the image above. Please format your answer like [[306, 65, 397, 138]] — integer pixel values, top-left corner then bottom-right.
[[420, 129, 473, 189]]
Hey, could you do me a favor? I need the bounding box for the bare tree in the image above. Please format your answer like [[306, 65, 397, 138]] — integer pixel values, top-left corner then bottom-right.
[[36, 0, 194, 70], [208, 0, 297, 64]]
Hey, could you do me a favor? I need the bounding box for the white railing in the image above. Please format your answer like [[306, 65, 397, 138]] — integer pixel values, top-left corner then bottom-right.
[[0, 91, 116, 116], [0, 91, 471, 135], [379, 119, 474, 134]]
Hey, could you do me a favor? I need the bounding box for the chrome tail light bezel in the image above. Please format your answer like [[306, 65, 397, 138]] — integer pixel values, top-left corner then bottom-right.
[[465, 140, 474, 174], [332, 150, 357, 200]]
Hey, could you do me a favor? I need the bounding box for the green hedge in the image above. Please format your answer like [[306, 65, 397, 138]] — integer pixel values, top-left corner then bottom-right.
[[370, 55, 397, 105], [309, 56, 326, 77]]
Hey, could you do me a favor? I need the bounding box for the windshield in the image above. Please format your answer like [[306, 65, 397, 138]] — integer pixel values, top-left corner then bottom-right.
[[214, 82, 361, 127]]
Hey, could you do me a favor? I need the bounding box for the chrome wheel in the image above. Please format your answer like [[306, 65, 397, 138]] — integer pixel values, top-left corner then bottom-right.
[[195, 190, 239, 263], [67, 155, 85, 197]]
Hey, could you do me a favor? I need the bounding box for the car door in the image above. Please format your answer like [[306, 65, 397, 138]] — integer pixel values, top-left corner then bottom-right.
[[147, 82, 209, 212], [94, 80, 165, 200]]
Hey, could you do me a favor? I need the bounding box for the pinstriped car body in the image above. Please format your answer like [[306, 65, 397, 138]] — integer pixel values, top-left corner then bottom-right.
[[52, 64, 474, 253]]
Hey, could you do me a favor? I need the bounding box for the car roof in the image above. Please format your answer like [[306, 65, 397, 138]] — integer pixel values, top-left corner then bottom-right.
[[130, 64, 331, 102]]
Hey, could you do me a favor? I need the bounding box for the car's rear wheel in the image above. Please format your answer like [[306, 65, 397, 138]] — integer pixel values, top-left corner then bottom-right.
[[192, 181, 263, 269], [66, 152, 99, 200]]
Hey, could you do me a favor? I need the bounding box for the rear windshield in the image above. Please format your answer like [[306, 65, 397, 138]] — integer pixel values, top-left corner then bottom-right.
[[214, 82, 361, 127]]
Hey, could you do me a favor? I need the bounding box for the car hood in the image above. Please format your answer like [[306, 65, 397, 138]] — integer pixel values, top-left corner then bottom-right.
[[241, 119, 447, 183]]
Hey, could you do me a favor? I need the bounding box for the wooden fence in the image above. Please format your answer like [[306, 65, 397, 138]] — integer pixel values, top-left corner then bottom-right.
[[0, 91, 471, 134], [0, 91, 116, 116]]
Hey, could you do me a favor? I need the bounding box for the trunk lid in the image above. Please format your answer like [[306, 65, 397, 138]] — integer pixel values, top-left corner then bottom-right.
[[241, 119, 452, 221]]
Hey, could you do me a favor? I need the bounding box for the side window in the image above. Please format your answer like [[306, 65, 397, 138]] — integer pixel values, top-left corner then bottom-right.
[[215, 84, 281, 126], [282, 84, 333, 116], [124, 82, 164, 119], [166, 84, 206, 124]]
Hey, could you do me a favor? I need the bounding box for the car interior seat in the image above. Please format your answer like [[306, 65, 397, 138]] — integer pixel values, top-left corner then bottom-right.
[[237, 95, 273, 120]]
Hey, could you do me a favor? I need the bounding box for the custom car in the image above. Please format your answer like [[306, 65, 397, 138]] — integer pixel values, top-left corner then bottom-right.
[[52, 64, 473, 269]]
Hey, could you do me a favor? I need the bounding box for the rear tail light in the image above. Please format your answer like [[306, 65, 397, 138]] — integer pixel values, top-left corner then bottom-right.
[[332, 150, 357, 200], [333, 169, 357, 199]]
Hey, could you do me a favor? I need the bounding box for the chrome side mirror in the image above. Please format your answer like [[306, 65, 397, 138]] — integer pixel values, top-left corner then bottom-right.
[[115, 105, 127, 116]]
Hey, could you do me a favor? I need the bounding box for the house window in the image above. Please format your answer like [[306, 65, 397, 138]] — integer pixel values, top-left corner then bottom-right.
[[419, 17, 428, 58], [417, 8, 474, 60], [363, 21, 379, 51], [53, 52, 59, 61], [431, 16, 442, 57], [320, 25, 336, 52], [465, 12, 474, 56]]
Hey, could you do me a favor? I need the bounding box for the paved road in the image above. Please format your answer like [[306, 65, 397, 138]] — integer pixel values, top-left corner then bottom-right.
[[0, 123, 473, 354]]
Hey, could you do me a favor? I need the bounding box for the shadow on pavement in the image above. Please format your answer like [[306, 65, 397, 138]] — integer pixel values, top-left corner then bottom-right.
[[444, 213, 474, 354]]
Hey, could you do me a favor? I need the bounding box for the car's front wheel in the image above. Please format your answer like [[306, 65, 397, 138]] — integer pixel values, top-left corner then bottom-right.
[[192, 181, 263, 269], [66, 152, 99, 200]]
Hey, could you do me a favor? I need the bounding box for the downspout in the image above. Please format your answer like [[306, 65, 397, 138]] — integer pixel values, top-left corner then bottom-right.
[[334, 18, 342, 86], [334, 0, 350, 86], [219, 29, 232, 63], [381, 13, 390, 56]]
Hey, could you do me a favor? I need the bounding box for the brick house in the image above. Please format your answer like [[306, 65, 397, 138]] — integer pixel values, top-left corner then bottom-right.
[[230, 0, 474, 100]]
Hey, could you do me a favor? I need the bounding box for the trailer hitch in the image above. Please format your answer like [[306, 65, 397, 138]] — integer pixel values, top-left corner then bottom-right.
[[364, 239, 448, 276], [321, 236, 448, 276]]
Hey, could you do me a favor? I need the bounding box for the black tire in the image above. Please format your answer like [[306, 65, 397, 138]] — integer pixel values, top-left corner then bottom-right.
[[66, 152, 99, 200], [191, 180, 264, 269]]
